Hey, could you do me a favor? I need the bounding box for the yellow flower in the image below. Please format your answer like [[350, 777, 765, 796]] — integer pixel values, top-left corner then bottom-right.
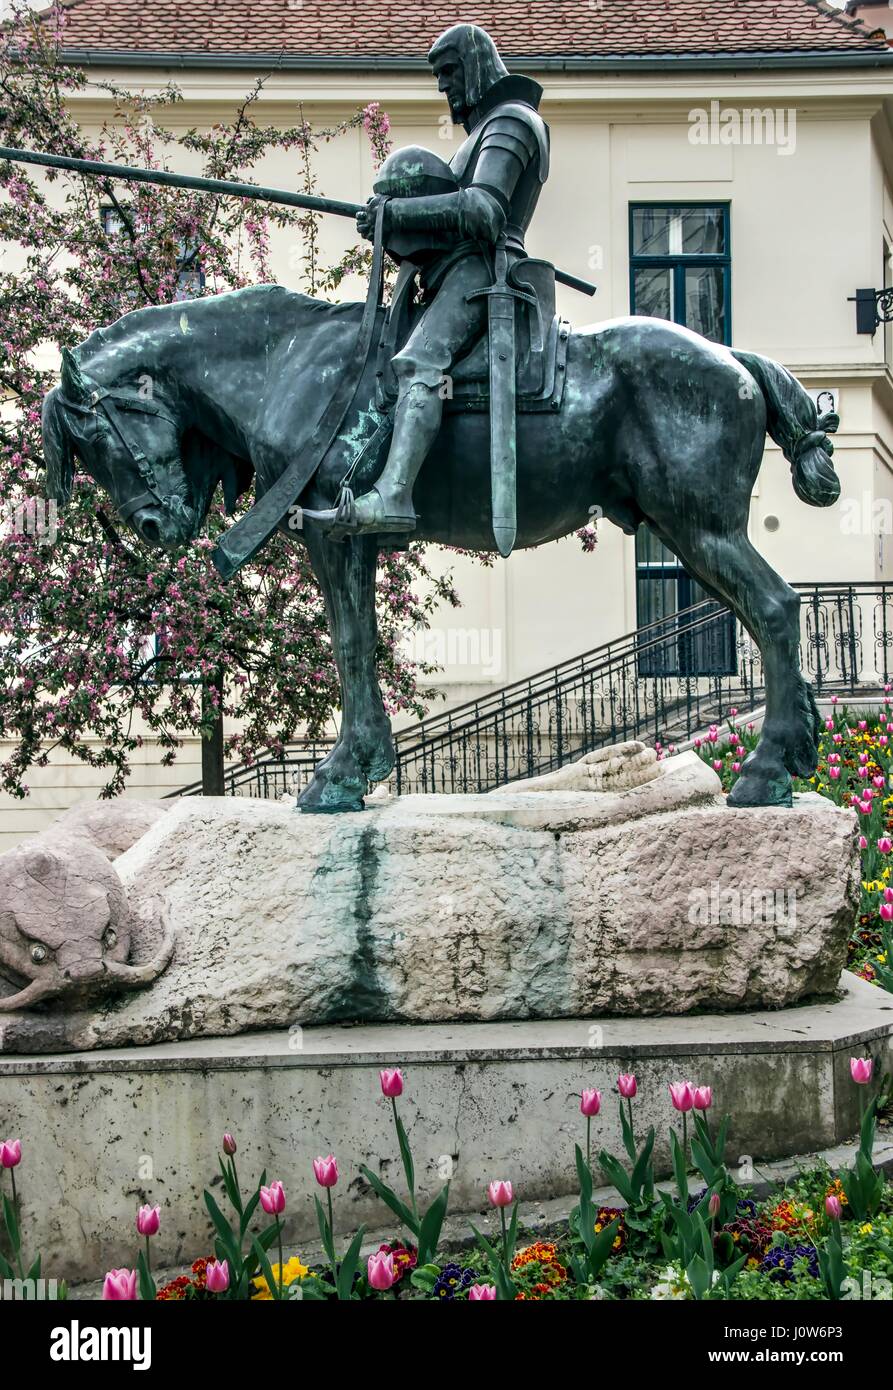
[[251, 1255, 312, 1300], [860, 1223, 873, 1236]]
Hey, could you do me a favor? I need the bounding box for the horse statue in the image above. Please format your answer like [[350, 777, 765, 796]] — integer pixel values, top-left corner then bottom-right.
[[40, 283, 840, 813]]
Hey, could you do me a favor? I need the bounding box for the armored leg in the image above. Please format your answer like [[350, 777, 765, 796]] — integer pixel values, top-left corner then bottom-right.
[[334, 255, 490, 536]]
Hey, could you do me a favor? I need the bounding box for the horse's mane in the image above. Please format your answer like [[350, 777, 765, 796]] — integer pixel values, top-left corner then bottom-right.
[[75, 284, 365, 366]]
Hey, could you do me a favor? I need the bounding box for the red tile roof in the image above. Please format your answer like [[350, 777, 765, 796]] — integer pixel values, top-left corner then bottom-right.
[[44, 0, 890, 62]]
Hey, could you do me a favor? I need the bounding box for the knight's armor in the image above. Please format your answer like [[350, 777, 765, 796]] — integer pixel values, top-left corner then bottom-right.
[[334, 23, 550, 536]]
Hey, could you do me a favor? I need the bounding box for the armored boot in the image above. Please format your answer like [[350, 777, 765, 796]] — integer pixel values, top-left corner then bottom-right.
[[335, 380, 443, 535]]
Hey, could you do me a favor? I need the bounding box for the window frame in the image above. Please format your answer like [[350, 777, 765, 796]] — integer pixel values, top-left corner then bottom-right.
[[628, 201, 732, 343], [629, 202, 736, 678]]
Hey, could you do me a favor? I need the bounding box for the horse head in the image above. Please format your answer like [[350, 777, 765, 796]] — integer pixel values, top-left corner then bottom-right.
[[42, 345, 251, 550]]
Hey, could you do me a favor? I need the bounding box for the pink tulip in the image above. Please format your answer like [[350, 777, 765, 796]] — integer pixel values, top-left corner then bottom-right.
[[580, 1088, 601, 1117], [833, 733, 843, 744], [881, 904, 893, 923], [732, 762, 741, 773], [825, 1195, 842, 1221], [102, 1268, 138, 1300], [693, 738, 702, 750], [850, 1057, 873, 1085], [859, 721, 868, 732], [618, 1073, 637, 1099], [367, 1250, 395, 1291], [488, 1180, 513, 1208], [829, 767, 841, 780], [222, 1133, 237, 1156], [669, 1082, 695, 1113], [693, 1086, 713, 1111], [831, 695, 839, 705], [874, 777, 886, 789], [205, 1258, 230, 1293], [825, 720, 834, 732], [858, 766, 869, 779], [878, 838, 892, 854], [859, 753, 869, 765], [379, 1068, 404, 1098], [713, 760, 722, 772], [312, 1156, 338, 1189], [884, 886, 893, 903], [136, 1204, 160, 1237], [0, 1139, 21, 1169], [708, 1192, 721, 1218], [859, 836, 868, 850], [260, 1180, 287, 1213], [468, 1283, 497, 1300]]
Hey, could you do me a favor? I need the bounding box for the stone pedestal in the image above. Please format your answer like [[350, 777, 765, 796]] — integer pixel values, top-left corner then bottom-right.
[[0, 751, 859, 1052], [0, 977, 889, 1281]]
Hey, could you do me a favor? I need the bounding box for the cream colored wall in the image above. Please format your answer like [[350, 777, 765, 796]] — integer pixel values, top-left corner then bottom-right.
[[1, 62, 891, 842]]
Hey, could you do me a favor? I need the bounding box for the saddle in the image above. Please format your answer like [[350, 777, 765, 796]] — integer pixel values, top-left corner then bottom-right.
[[374, 257, 570, 417]]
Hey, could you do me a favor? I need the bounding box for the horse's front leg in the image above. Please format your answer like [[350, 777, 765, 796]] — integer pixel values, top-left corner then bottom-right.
[[297, 530, 395, 814]]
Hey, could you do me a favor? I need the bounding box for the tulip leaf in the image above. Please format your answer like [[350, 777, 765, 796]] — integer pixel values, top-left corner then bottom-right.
[[417, 1182, 450, 1267], [25, 1253, 41, 1282], [393, 1106, 415, 1206], [358, 1163, 419, 1237], [619, 1098, 637, 1164], [670, 1128, 689, 1205], [203, 1189, 239, 1268], [336, 1224, 366, 1301], [0, 1249, 14, 1280], [586, 1217, 620, 1281], [251, 1236, 281, 1301], [631, 1126, 656, 1202]]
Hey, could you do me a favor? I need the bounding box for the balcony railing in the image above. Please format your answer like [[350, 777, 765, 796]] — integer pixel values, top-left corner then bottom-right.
[[170, 581, 892, 801]]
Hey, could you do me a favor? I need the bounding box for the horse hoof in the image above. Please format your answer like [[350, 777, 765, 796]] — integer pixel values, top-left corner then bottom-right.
[[727, 768, 793, 809], [296, 774, 367, 814]]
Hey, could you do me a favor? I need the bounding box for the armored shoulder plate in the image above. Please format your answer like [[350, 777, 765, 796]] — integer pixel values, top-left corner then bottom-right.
[[452, 101, 550, 186]]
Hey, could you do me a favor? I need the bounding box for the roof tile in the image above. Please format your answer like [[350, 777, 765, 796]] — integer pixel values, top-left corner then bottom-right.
[[43, 0, 890, 60]]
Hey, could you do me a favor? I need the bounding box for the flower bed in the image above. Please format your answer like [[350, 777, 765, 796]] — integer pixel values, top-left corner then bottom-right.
[[686, 691, 893, 993], [1, 1063, 889, 1302]]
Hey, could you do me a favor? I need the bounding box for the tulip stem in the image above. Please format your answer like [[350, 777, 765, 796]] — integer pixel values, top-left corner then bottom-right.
[[327, 1187, 335, 1253], [500, 1205, 509, 1271], [276, 1217, 284, 1300], [9, 1168, 23, 1280], [392, 1096, 418, 1224], [144, 1235, 151, 1281], [586, 1116, 591, 1170], [626, 1097, 635, 1147], [682, 1113, 688, 1166], [230, 1156, 242, 1214]]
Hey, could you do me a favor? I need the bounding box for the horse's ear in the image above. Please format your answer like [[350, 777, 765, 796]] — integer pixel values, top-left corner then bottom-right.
[[60, 346, 92, 405], [41, 389, 75, 506]]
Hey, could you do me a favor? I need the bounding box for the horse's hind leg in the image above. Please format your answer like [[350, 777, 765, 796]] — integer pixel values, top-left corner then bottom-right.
[[653, 526, 813, 808], [297, 530, 396, 814]]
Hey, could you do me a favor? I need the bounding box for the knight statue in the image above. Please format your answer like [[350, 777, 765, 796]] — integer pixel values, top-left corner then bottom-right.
[[332, 22, 550, 538]]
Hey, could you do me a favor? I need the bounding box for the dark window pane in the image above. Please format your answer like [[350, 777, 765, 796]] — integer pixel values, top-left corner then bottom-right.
[[633, 267, 674, 321], [631, 207, 671, 256], [680, 207, 725, 255], [635, 527, 677, 566], [685, 266, 725, 343]]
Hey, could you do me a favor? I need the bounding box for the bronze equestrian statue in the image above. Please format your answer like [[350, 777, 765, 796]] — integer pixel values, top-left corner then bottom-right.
[[32, 25, 841, 815]]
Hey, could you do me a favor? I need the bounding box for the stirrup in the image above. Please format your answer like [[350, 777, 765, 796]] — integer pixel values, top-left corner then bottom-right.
[[331, 484, 417, 536]]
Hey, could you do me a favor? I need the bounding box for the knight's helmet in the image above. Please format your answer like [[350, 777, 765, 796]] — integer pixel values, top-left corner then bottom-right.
[[373, 146, 459, 264], [427, 24, 508, 114]]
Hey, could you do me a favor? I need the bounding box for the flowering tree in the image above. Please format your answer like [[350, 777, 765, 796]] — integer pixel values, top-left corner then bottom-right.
[[0, 5, 458, 797]]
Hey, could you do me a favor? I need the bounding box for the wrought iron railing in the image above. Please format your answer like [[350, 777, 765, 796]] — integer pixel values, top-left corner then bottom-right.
[[170, 582, 892, 800]]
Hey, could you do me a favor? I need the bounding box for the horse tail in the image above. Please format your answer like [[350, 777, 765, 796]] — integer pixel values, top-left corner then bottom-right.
[[732, 349, 840, 508]]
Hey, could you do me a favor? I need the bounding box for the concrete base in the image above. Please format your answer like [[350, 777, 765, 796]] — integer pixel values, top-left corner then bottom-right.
[[0, 975, 890, 1281]]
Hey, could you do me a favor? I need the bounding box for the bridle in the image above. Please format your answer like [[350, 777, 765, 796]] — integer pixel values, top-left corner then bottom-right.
[[58, 385, 193, 526]]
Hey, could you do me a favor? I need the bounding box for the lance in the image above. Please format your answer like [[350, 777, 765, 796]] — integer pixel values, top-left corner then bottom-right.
[[0, 145, 596, 297]]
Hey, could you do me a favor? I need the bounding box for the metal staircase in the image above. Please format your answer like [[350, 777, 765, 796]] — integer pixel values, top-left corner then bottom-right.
[[171, 581, 891, 800]]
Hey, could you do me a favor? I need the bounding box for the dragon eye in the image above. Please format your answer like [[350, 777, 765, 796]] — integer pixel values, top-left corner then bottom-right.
[[30, 944, 48, 964], [103, 928, 118, 950]]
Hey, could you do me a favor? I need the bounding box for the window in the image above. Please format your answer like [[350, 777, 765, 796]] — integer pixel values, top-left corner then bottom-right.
[[100, 207, 204, 299], [630, 204, 736, 677]]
